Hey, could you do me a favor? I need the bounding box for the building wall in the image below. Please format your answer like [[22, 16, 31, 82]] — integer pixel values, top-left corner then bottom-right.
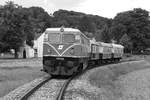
[[34, 33, 44, 57], [19, 45, 34, 58], [17, 33, 44, 58]]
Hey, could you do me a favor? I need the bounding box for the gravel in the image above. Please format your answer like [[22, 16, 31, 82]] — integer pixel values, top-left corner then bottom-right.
[[28, 79, 66, 100]]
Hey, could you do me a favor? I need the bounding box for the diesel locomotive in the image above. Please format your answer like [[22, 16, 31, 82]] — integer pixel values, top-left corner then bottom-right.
[[43, 27, 124, 76]]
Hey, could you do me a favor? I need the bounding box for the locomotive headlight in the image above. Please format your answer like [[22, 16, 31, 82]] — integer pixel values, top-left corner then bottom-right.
[[70, 48, 75, 55]]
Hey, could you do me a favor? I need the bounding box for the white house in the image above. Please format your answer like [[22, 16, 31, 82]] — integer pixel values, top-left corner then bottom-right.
[[19, 44, 35, 58], [18, 33, 44, 58], [33, 33, 44, 57]]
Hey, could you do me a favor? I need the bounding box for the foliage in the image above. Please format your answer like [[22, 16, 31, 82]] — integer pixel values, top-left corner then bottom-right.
[[78, 16, 96, 33], [100, 24, 111, 43], [27, 7, 52, 33], [0, 1, 26, 57], [110, 24, 126, 42], [52, 9, 111, 39], [119, 34, 133, 53], [0, 2, 150, 56], [112, 8, 150, 53], [0, 1, 52, 58]]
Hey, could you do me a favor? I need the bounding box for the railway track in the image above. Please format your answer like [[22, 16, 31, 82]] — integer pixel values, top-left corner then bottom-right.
[[52, 60, 143, 100], [56, 70, 86, 100], [56, 75, 75, 100], [16, 59, 142, 100], [17, 70, 86, 100], [20, 76, 52, 100]]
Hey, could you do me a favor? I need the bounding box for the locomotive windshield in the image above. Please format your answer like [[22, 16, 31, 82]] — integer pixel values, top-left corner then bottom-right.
[[48, 33, 60, 43], [47, 32, 80, 43], [62, 34, 75, 43]]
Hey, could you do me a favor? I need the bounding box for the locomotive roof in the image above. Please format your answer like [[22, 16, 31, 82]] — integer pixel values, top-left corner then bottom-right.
[[45, 27, 90, 40], [45, 28, 80, 33], [97, 42, 124, 48]]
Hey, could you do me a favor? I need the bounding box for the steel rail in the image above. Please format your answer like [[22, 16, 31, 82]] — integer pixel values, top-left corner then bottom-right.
[[56, 58, 142, 100], [56, 70, 86, 100], [20, 76, 52, 100]]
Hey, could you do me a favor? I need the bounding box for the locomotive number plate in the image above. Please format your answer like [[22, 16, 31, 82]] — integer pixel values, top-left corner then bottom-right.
[[56, 58, 64, 60], [58, 45, 63, 50]]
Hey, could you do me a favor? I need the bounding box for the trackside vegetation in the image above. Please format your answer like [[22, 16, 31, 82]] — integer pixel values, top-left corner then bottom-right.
[[0, 1, 150, 58]]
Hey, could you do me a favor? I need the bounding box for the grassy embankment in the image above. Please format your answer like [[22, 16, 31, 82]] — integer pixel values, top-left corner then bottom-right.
[[89, 55, 150, 99], [0, 58, 46, 97]]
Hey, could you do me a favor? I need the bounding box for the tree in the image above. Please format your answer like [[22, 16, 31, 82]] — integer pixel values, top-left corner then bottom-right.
[[100, 25, 111, 43], [27, 7, 52, 33], [119, 34, 133, 53], [51, 9, 112, 40], [1, 1, 34, 58], [112, 8, 150, 53], [110, 24, 126, 42], [0, 2, 24, 58], [0, 2, 53, 58], [78, 16, 96, 35]]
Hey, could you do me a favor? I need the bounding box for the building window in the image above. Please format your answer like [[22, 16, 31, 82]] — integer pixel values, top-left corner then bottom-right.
[[34, 49, 37, 54]]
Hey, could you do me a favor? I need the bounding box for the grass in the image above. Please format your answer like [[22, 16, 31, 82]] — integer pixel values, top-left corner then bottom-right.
[[0, 58, 46, 97], [88, 57, 150, 99]]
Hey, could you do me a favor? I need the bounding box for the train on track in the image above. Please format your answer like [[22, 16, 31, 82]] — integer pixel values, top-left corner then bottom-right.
[[42, 27, 124, 76]]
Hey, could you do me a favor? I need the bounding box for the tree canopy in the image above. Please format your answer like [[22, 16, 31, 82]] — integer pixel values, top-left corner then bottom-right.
[[0, 2, 150, 56], [111, 8, 150, 53], [0, 1, 52, 58]]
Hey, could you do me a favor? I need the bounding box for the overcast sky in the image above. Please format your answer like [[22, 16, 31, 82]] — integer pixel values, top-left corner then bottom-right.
[[0, 0, 150, 18]]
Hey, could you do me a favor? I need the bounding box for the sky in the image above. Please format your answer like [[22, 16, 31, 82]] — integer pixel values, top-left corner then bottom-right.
[[0, 0, 150, 18]]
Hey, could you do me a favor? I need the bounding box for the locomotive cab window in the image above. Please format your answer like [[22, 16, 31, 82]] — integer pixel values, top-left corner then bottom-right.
[[62, 34, 80, 43], [62, 34, 75, 43], [48, 33, 61, 43]]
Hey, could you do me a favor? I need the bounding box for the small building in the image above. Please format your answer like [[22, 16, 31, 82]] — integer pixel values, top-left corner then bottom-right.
[[18, 33, 44, 58], [19, 44, 35, 58], [33, 33, 44, 57]]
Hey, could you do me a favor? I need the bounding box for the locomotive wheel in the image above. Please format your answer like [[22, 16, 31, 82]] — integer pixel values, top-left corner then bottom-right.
[[83, 61, 88, 70], [77, 64, 83, 72]]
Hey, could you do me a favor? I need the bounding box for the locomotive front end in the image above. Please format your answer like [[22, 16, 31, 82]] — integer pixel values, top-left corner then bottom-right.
[[43, 27, 90, 76]]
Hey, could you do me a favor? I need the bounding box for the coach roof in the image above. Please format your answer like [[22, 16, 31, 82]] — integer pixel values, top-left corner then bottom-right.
[[111, 43, 124, 48], [98, 42, 112, 47]]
